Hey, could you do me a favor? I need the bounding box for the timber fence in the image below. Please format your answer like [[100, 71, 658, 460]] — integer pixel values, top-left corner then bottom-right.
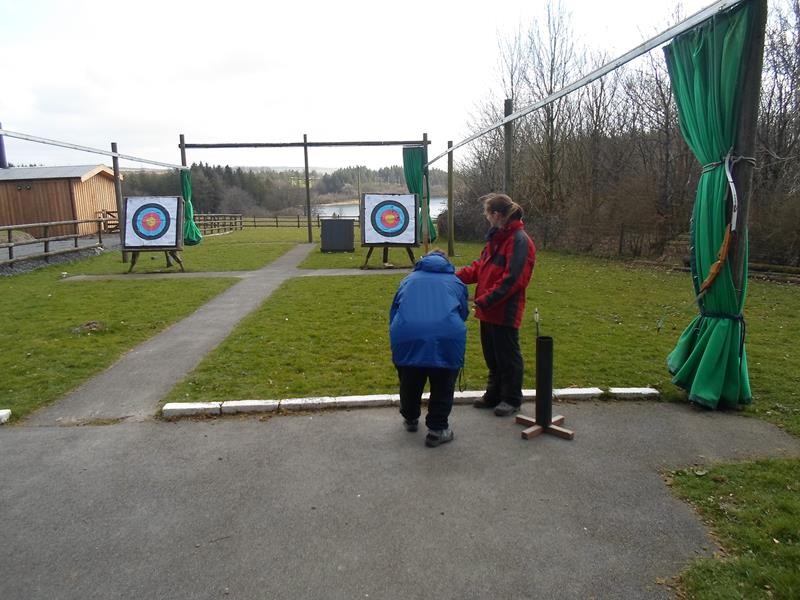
[[1, 219, 108, 265], [194, 214, 361, 235]]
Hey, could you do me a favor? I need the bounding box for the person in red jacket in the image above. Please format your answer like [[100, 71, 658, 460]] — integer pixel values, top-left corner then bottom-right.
[[456, 193, 536, 416]]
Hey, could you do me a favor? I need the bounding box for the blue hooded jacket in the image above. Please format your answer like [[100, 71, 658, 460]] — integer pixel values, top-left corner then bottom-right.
[[389, 252, 469, 369]]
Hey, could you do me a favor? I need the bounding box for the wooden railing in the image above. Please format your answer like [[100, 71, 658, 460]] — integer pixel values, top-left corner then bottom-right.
[[97, 210, 119, 233], [193, 213, 244, 234], [0, 219, 107, 265], [194, 214, 361, 232]]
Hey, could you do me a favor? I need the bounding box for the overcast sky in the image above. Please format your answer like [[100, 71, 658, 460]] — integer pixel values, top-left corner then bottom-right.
[[0, 0, 713, 171]]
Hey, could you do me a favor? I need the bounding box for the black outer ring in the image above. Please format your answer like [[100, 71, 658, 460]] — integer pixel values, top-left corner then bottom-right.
[[131, 203, 171, 240], [370, 200, 409, 238]]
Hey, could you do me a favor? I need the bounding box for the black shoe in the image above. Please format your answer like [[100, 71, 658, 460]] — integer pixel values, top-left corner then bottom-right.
[[404, 419, 419, 432], [425, 428, 454, 447], [473, 396, 498, 409], [494, 401, 520, 417]]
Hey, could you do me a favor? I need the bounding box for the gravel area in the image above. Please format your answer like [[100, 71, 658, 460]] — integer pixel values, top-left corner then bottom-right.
[[0, 237, 121, 276]]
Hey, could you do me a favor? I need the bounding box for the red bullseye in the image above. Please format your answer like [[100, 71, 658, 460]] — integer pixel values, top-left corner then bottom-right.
[[141, 212, 162, 232], [380, 210, 400, 228]]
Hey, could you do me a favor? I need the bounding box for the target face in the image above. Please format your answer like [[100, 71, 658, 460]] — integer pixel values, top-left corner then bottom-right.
[[132, 204, 171, 240], [362, 193, 417, 245], [371, 201, 409, 237], [123, 196, 182, 249]]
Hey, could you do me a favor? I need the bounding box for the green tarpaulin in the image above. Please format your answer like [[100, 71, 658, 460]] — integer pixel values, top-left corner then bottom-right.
[[664, 0, 758, 409], [181, 169, 203, 246], [402, 145, 437, 244]]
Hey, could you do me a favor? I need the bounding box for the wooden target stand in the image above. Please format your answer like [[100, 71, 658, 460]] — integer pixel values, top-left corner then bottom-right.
[[361, 244, 416, 269], [516, 336, 574, 440], [122, 196, 186, 274]]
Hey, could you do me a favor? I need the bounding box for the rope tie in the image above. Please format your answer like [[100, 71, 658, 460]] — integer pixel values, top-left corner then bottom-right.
[[699, 311, 747, 361]]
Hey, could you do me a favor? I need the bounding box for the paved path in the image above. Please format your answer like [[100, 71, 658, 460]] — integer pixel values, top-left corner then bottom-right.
[[3, 403, 800, 600]]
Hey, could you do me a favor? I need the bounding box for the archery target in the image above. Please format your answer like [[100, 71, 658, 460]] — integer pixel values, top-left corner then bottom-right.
[[362, 193, 417, 245], [123, 196, 182, 249]]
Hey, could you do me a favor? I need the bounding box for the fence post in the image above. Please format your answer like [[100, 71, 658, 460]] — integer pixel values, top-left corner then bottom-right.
[[303, 133, 313, 243], [447, 140, 455, 257], [44, 225, 50, 261], [7, 230, 13, 261], [111, 142, 128, 263]]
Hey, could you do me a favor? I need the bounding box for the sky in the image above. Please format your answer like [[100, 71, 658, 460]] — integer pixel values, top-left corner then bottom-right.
[[0, 0, 715, 172]]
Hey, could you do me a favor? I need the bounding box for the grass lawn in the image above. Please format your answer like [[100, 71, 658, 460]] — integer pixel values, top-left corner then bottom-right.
[[168, 248, 800, 438]]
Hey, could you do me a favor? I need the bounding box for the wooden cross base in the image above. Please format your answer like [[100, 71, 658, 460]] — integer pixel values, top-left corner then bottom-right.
[[515, 414, 574, 440]]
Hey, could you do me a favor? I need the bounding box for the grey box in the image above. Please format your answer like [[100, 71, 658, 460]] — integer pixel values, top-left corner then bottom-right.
[[320, 219, 355, 252]]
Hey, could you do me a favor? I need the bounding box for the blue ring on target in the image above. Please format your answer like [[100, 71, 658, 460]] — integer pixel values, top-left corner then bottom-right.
[[132, 203, 171, 240], [370, 200, 409, 237]]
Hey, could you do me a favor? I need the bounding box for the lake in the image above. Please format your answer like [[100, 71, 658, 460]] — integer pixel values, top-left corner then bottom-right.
[[315, 197, 447, 219]]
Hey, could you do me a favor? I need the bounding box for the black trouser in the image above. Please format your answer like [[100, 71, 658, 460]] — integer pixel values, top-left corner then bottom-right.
[[396, 366, 459, 431], [480, 321, 524, 408]]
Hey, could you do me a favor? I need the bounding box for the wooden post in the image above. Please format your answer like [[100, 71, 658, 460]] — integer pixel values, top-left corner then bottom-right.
[[447, 141, 455, 257], [729, 0, 768, 300], [0, 121, 7, 168], [504, 99, 514, 196], [422, 132, 430, 254], [303, 133, 313, 243], [111, 142, 127, 263]]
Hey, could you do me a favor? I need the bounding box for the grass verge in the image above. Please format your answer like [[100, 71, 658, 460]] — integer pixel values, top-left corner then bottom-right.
[[669, 458, 800, 599]]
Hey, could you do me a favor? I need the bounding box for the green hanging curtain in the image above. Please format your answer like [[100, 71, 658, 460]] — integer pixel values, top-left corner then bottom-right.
[[402, 145, 437, 243], [181, 168, 203, 246], [663, 0, 758, 409]]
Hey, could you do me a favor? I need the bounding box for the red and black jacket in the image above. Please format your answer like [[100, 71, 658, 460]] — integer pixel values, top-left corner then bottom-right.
[[456, 219, 535, 329]]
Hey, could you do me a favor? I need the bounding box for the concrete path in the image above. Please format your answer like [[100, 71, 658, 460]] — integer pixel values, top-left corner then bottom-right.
[[2, 402, 799, 600], [25, 243, 383, 425]]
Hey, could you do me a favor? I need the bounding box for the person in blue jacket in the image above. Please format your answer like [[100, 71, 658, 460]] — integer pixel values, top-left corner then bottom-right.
[[389, 249, 469, 447]]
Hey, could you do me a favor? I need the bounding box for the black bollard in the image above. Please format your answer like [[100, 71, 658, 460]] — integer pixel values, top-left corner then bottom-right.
[[535, 336, 554, 427]]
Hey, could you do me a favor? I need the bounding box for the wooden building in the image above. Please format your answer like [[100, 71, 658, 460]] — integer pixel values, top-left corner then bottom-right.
[[0, 165, 119, 237]]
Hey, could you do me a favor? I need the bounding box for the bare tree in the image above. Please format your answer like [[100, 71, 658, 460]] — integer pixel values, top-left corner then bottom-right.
[[752, 0, 800, 264]]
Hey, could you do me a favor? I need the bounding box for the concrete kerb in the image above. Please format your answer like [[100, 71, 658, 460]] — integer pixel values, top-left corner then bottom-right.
[[160, 387, 659, 419]]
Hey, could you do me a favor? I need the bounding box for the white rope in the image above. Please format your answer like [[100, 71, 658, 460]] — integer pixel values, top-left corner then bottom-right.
[[0, 128, 187, 170], [426, 0, 745, 168]]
